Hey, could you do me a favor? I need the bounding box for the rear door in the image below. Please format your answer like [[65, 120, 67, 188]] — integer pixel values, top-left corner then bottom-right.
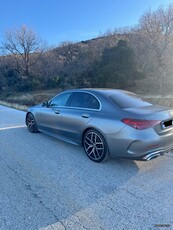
[[61, 92, 101, 144]]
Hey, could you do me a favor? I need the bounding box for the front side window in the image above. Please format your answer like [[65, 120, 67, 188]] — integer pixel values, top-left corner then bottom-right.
[[50, 92, 71, 107], [69, 92, 100, 110]]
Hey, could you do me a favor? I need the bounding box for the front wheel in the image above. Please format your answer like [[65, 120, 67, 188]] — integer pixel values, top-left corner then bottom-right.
[[83, 129, 109, 162], [26, 113, 38, 133]]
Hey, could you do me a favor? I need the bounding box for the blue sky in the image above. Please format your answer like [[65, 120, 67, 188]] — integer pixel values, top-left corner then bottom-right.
[[0, 0, 172, 46]]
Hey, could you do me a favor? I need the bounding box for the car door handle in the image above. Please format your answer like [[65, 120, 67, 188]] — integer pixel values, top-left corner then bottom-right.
[[81, 114, 90, 118], [55, 110, 60, 114]]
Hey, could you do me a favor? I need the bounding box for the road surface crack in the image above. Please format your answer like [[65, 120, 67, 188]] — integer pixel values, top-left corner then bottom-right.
[[0, 156, 67, 229]]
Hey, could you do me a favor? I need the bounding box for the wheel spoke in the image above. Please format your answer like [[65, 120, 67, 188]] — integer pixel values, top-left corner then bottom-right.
[[86, 145, 93, 152], [86, 136, 91, 142], [91, 132, 94, 143], [92, 149, 97, 159], [96, 147, 103, 150], [88, 147, 94, 156], [94, 133, 97, 143], [85, 139, 91, 146], [95, 148, 100, 158], [27, 119, 34, 130], [28, 123, 32, 129], [95, 141, 103, 145]]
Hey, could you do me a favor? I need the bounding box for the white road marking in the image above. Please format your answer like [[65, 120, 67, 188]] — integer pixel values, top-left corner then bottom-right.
[[0, 125, 26, 131]]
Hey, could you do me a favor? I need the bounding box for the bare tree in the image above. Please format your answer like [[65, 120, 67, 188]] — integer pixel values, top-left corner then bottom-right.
[[138, 4, 173, 93], [139, 4, 173, 62], [1, 25, 46, 77], [57, 41, 79, 63]]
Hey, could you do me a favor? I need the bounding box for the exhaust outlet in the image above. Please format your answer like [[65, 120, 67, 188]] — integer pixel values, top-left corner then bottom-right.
[[143, 152, 162, 161], [143, 146, 173, 161]]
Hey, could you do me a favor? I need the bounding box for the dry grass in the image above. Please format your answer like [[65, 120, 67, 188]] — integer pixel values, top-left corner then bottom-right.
[[0, 100, 28, 111], [143, 96, 173, 108], [0, 89, 62, 111], [0, 90, 173, 111]]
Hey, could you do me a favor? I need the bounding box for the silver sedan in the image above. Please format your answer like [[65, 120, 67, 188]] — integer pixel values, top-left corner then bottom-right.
[[26, 89, 173, 162]]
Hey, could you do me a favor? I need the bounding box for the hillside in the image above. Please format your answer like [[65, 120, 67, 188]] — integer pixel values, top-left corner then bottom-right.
[[1, 4, 173, 97]]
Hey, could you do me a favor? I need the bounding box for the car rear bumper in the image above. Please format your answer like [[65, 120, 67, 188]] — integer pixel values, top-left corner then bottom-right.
[[125, 145, 173, 161], [106, 126, 173, 160], [142, 145, 173, 160]]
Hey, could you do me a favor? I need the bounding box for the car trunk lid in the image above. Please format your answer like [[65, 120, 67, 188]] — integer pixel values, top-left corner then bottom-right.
[[124, 105, 173, 135]]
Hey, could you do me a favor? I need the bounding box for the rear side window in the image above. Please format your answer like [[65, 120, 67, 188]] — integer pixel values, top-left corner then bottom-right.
[[69, 92, 100, 110], [110, 92, 152, 109]]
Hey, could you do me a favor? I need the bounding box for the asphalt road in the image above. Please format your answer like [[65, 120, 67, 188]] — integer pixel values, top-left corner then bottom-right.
[[0, 105, 173, 230]]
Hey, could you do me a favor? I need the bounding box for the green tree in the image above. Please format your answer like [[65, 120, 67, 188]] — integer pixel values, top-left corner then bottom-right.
[[0, 64, 20, 91], [95, 40, 142, 87]]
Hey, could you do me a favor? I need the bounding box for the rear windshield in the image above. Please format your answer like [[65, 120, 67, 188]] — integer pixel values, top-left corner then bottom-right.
[[109, 92, 152, 109]]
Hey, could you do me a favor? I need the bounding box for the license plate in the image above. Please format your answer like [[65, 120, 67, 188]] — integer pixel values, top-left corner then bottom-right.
[[162, 120, 173, 129]]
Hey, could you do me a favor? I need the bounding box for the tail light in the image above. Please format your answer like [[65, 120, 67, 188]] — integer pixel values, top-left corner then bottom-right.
[[122, 118, 160, 130]]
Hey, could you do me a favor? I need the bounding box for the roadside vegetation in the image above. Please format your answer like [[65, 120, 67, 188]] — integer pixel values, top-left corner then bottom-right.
[[1, 4, 173, 110], [1, 88, 173, 112], [0, 89, 61, 110]]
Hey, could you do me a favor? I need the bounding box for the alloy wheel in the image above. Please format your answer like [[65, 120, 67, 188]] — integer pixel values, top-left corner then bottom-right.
[[84, 130, 107, 162], [26, 113, 38, 133]]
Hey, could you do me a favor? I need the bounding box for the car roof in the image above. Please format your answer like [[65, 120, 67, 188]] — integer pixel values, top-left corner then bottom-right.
[[64, 88, 132, 97]]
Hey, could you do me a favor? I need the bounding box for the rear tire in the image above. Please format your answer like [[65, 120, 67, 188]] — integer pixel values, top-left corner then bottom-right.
[[83, 129, 109, 162], [26, 113, 38, 133]]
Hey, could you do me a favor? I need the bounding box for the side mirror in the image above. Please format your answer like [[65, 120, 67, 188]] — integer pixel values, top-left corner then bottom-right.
[[42, 101, 49, 107]]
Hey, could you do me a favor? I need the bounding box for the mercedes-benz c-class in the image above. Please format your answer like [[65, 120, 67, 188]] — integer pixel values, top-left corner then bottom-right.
[[26, 89, 173, 162]]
